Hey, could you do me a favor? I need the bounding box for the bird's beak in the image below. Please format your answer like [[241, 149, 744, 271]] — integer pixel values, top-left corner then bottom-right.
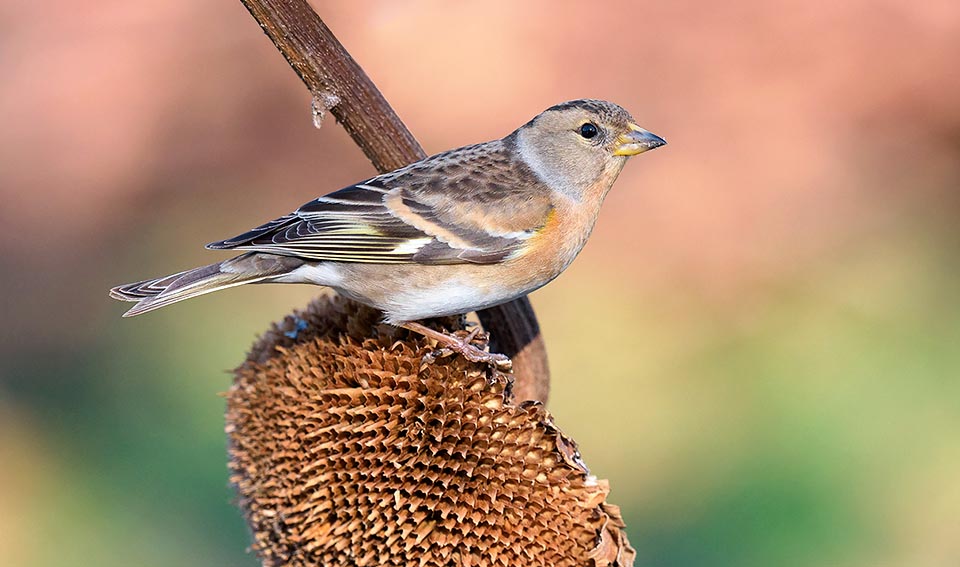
[[613, 123, 667, 156]]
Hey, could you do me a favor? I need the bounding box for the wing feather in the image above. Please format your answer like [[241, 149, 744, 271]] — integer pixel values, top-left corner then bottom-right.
[[206, 141, 553, 265]]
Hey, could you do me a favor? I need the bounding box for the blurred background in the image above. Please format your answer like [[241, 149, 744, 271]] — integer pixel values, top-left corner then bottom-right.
[[2, 1, 959, 565]]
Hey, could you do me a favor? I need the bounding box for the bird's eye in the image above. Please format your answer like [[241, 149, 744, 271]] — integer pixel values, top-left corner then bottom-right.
[[578, 122, 599, 139]]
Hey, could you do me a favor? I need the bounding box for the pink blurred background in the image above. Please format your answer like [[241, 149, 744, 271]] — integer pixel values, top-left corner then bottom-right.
[[2, 2, 959, 566]]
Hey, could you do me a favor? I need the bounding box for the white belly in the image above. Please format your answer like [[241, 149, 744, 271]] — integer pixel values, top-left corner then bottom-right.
[[281, 261, 543, 324], [368, 279, 527, 324]]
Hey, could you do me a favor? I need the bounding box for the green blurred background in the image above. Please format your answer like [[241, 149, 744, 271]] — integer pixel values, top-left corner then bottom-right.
[[2, 2, 959, 565]]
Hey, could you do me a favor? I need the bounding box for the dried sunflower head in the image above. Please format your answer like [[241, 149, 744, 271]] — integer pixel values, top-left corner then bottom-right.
[[227, 295, 634, 566]]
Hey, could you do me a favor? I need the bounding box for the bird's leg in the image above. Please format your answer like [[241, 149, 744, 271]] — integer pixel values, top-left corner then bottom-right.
[[401, 321, 512, 371], [461, 325, 482, 343]]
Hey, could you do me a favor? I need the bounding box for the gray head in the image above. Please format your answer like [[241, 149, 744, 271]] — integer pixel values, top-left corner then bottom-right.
[[512, 99, 665, 199]]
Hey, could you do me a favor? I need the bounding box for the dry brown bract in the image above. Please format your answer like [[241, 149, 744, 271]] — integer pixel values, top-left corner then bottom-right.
[[226, 294, 635, 566]]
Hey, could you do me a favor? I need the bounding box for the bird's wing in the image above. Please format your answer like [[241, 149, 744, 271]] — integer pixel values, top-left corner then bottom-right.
[[206, 163, 553, 265]]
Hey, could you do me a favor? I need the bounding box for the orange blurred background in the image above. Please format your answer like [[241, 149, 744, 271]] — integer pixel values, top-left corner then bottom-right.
[[2, 2, 959, 566]]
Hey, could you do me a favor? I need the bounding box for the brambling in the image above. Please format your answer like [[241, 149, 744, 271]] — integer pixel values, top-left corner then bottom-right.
[[111, 99, 665, 366]]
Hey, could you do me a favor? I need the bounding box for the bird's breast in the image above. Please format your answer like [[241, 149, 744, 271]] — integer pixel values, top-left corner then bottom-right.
[[504, 201, 597, 290]]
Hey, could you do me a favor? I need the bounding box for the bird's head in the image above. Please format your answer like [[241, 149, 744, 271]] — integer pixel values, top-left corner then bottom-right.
[[513, 99, 665, 199]]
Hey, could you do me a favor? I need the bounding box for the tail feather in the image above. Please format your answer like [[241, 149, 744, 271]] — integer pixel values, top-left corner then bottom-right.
[[110, 253, 303, 317]]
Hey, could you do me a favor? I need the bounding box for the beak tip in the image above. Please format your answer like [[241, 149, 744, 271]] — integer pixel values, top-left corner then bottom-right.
[[615, 127, 667, 156]]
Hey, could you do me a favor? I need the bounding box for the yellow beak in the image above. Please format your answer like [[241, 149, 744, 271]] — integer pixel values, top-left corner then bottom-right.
[[614, 123, 667, 156]]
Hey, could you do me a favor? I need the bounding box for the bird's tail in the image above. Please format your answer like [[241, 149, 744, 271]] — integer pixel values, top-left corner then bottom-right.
[[110, 253, 303, 317]]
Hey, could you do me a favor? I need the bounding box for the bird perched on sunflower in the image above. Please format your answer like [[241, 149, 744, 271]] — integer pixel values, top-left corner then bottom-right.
[[112, 99, 665, 366]]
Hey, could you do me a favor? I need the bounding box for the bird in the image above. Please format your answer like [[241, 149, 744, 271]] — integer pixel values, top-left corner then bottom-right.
[[111, 99, 665, 367]]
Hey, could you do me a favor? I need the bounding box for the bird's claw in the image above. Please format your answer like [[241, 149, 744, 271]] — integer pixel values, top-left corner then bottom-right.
[[405, 321, 511, 372], [448, 327, 512, 370], [450, 341, 512, 371], [420, 329, 511, 371]]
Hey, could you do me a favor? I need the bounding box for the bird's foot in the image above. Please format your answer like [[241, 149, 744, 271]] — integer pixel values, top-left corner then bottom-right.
[[402, 321, 512, 371]]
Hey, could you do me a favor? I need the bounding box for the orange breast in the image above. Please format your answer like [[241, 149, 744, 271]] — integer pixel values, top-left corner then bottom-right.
[[500, 201, 590, 291], [501, 160, 625, 292]]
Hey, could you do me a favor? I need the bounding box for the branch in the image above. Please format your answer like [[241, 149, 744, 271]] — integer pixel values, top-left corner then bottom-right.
[[239, 0, 550, 401]]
